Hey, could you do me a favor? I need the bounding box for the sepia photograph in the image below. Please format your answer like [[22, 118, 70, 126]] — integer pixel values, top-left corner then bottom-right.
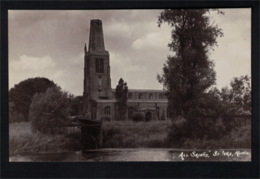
[[8, 9, 252, 162]]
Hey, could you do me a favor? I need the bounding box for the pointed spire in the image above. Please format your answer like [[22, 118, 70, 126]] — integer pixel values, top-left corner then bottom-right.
[[88, 19, 105, 52]]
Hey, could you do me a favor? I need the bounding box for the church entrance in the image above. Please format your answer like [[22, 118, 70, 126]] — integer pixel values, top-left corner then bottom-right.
[[145, 112, 152, 122]]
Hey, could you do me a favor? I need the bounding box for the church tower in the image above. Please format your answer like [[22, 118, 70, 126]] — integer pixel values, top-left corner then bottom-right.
[[83, 19, 112, 115]]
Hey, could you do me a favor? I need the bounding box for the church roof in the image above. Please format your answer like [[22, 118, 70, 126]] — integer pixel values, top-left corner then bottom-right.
[[112, 88, 165, 93], [94, 99, 167, 103], [95, 99, 116, 103]]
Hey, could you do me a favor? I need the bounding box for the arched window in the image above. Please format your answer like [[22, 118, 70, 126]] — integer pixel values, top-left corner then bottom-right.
[[96, 58, 104, 73], [128, 107, 134, 118], [104, 106, 111, 115]]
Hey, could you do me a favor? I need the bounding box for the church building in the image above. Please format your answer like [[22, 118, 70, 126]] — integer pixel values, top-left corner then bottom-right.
[[83, 19, 168, 121]]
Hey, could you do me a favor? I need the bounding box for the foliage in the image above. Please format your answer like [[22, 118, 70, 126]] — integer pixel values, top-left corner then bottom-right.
[[9, 77, 56, 122], [115, 78, 128, 120], [9, 122, 82, 155], [102, 119, 250, 149], [167, 76, 251, 147], [157, 9, 223, 119], [167, 118, 250, 149], [186, 87, 224, 119], [102, 120, 171, 148], [68, 95, 83, 116], [132, 112, 144, 122], [29, 86, 71, 134], [220, 75, 251, 115], [9, 107, 25, 123]]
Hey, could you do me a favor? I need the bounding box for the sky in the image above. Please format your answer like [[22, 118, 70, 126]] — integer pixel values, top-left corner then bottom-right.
[[8, 9, 251, 96]]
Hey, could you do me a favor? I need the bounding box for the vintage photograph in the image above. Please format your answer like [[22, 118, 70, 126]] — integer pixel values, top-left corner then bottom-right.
[[8, 9, 251, 162]]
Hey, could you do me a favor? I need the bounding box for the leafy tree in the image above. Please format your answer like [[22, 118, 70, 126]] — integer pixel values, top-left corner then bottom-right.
[[157, 9, 223, 119], [115, 78, 128, 120], [29, 86, 70, 134], [221, 75, 251, 115], [186, 87, 224, 118], [9, 77, 56, 122]]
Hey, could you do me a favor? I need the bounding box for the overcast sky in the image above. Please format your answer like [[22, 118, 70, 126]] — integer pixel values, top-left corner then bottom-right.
[[8, 9, 251, 96]]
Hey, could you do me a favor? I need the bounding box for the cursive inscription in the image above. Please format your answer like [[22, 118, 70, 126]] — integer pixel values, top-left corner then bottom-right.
[[178, 150, 250, 161]]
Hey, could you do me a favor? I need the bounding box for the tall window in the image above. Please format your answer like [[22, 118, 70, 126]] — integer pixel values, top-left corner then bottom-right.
[[96, 58, 104, 73], [128, 107, 134, 118], [128, 93, 132, 99], [98, 76, 102, 91], [104, 106, 111, 115]]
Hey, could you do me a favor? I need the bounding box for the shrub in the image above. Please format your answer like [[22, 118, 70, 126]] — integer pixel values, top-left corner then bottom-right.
[[102, 120, 170, 148], [167, 115, 226, 148], [68, 95, 83, 116], [9, 77, 56, 122], [132, 112, 144, 122], [166, 116, 187, 147], [29, 86, 70, 134], [9, 122, 82, 155], [9, 109, 25, 123]]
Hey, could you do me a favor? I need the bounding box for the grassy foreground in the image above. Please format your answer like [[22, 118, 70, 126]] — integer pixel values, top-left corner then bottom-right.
[[9, 119, 250, 155], [102, 120, 250, 149], [9, 122, 82, 155]]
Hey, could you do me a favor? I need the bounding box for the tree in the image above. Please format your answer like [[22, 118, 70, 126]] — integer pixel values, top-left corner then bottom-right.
[[29, 86, 70, 134], [221, 75, 251, 115], [157, 9, 223, 119], [115, 78, 128, 120], [9, 77, 56, 122]]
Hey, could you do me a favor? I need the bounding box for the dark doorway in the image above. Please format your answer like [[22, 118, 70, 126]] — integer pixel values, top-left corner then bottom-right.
[[145, 112, 152, 122]]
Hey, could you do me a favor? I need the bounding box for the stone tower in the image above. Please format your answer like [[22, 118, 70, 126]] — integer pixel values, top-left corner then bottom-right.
[[83, 19, 112, 115]]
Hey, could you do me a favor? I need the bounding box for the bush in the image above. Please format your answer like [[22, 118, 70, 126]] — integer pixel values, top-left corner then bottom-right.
[[9, 122, 82, 155], [9, 77, 56, 122], [9, 109, 25, 123], [102, 120, 170, 148], [29, 86, 70, 134], [166, 89, 226, 145], [68, 95, 83, 116], [167, 116, 226, 148], [132, 112, 144, 122]]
